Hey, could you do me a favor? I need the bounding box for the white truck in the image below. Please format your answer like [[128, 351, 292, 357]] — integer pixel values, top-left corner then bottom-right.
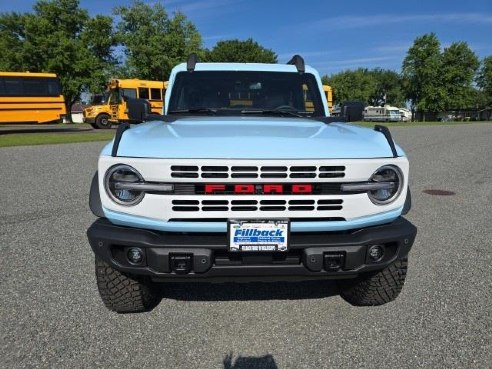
[[87, 55, 417, 313]]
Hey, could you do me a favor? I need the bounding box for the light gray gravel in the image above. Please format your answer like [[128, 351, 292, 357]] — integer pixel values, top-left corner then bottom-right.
[[1, 123, 491, 369]]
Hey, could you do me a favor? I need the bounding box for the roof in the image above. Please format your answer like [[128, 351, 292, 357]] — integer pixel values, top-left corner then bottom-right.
[[0, 71, 58, 77], [171, 62, 319, 75]]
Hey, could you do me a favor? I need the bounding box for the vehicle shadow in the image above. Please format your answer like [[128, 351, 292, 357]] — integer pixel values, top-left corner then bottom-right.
[[160, 280, 339, 301], [223, 353, 278, 369]]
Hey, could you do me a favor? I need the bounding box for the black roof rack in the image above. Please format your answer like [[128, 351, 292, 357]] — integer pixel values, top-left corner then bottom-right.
[[187, 53, 198, 72], [287, 55, 305, 73]]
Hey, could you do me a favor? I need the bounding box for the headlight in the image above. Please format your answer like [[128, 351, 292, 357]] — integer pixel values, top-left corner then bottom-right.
[[104, 164, 145, 206], [368, 165, 403, 205]]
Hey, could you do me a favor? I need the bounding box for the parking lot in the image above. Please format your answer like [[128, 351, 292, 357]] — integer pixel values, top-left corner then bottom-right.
[[0, 123, 491, 368]]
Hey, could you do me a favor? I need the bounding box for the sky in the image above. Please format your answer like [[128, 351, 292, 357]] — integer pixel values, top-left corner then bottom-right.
[[1, 0, 491, 76]]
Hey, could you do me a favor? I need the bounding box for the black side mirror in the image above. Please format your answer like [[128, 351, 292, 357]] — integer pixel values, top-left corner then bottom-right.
[[125, 97, 151, 123]]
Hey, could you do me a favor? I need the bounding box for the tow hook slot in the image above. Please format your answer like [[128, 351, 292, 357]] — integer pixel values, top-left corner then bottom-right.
[[324, 252, 345, 271], [170, 254, 193, 274]]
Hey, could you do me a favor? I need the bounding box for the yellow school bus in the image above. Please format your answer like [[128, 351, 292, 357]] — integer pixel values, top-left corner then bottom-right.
[[323, 85, 333, 113], [0, 72, 66, 124], [84, 79, 167, 128], [304, 84, 333, 113]]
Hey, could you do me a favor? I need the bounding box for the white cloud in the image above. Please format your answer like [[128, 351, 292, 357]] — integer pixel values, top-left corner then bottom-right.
[[306, 13, 492, 32]]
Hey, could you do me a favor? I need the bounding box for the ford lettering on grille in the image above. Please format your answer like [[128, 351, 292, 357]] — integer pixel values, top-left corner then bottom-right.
[[204, 183, 313, 194]]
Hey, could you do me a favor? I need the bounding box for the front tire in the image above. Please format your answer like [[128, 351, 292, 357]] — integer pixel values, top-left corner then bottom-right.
[[338, 258, 408, 306], [94, 113, 111, 129], [95, 257, 161, 313]]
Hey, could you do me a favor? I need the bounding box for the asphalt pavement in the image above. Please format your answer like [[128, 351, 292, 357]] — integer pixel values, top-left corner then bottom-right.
[[0, 123, 491, 368]]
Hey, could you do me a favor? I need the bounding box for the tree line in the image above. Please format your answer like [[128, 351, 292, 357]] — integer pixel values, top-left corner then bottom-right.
[[324, 34, 491, 120], [0, 0, 490, 120]]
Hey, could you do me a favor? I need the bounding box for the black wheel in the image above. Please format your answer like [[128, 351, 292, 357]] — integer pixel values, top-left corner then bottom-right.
[[89, 123, 98, 129], [95, 257, 161, 313], [94, 113, 111, 129], [338, 258, 408, 306]]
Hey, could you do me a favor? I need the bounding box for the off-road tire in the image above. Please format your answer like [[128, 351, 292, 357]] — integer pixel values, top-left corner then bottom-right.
[[339, 258, 408, 306], [94, 113, 111, 129], [95, 257, 161, 313]]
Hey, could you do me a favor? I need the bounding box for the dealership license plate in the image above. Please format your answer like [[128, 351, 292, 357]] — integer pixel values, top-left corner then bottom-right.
[[229, 220, 289, 252]]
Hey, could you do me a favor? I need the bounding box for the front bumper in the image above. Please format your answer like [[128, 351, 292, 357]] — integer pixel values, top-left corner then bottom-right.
[[87, 217, 417, 282]]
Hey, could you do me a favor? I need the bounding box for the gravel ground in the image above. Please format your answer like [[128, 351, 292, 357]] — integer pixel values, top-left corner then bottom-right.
[[0, 123, 491, 369]]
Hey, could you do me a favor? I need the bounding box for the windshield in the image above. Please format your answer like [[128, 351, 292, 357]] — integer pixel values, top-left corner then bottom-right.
[[168, 71, 325, 117], [91, 92, 109, 105]]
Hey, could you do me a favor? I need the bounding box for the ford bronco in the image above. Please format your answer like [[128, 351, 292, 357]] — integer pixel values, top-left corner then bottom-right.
[[87, 55, 417, 313]]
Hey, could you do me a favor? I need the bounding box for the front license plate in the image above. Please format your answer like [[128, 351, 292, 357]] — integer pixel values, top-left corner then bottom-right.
[[229, 220, 289, 252]]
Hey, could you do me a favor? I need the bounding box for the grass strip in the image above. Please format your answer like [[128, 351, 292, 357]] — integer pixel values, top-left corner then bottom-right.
[[0, 132, 114, 148]]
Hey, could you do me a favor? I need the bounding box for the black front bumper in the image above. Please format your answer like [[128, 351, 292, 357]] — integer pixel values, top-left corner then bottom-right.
[[87, 217, 417, 282]]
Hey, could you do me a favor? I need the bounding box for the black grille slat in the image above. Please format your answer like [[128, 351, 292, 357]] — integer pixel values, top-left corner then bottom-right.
[[290, 166, 316, 172], [172, 200, 199, 205], [261, 166, 287, 172], [231, 200, 258, 205], [231, 206, 258, 211], [289, 206, 315, 211], [290, 173, 316, 178], [171, 172, 199, 178], [260, 173, 288, 178], [171, 166, 198, 171], [231, 166, 258, 172], [202, 200, 228, 205], [319, 166, 345, 171], [201, 166, 228, 172], [319, 173, 345, 178], [260, 200, 286, 205], [231, 173, 258, 178], [318, 199, 343, 204], [172, 206, 199, 211], [202, 206, 228, 211], [289, 200, 315, 205], [201, 173, 228, 178], [259, 206, 286, 211], [317, 206, 343, 211]]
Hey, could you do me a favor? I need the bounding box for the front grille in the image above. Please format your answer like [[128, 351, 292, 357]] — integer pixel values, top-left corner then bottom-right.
[[170, 165, 345, 179], [171, 199, 343, 212]]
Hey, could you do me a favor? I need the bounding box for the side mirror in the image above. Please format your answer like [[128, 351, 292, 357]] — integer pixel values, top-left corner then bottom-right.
[[125, 97, 151, 123]]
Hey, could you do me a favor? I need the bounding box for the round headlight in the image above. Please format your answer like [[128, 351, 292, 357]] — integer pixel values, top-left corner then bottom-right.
[[104, 164, 144, 206], [368, 165, 403, 205]]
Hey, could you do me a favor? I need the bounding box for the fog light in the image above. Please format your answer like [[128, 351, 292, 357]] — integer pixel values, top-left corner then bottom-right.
[[127, 248, 144, 264], [368, 245, 384, 262]]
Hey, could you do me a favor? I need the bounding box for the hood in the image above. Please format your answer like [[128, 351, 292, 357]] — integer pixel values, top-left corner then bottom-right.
[[105, 117, 402, 159]]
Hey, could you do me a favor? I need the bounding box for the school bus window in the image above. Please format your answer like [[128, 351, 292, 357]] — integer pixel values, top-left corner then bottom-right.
[[138, 87, 150, 99], [4, 79, 23, 95], [150, 88, 161, 100], [122, 88, 137, 99]]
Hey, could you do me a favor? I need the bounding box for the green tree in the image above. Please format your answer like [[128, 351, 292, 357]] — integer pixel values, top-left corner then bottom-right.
[[206, 38, 277, 63], [323, 68, 376, 105], [0, 0, 116, 118], [369, 68, 404, 107], [441, 42, 479, 109], [115, 0, 203, 81], [402, 33, 446, 120], [476, 56, 492, 106]]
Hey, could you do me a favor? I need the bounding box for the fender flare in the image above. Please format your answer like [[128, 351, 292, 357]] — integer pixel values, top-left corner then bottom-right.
[[89, 171, 104, 218]]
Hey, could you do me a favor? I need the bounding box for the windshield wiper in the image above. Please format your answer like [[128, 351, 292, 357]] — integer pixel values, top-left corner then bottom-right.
[[240, 108, 307, 118], [168, 108, 217, 115]]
